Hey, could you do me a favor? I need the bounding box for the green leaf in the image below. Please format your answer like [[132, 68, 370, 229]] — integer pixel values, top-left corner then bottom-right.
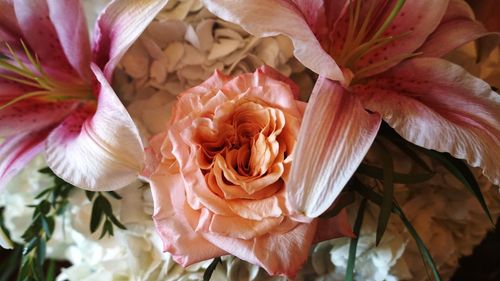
[[97, 195, 113, 217], [352, 179, 443, 281], [40, 217, 52, 240], [320, 192, 355, 218], [422, 150, 494, 226], [36, 239, 46, 263], [85, 191, 96, 202], [109, 214, 126, 230], [45, 259, 56, 281], [106, 191, 122, 200], [376, 141, 394, 246], [38, 201, 51, 216], [345, 198, 367, 281], [34, 189, 52, 200], [357, 164, 434, 184], [203, 257, 221, 281], [90, 200, 104, 233], [22, 238, 38, 256], [37, 167, 52, 175]]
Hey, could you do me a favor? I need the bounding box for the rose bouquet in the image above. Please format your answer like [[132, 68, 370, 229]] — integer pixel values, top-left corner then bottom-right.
[[0, 0, 499, 280]]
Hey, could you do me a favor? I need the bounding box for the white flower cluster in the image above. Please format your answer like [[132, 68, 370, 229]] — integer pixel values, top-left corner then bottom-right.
[[113, 0, 314, 140]]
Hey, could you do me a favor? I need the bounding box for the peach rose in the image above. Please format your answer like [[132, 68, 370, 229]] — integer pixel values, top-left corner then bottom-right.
[[144, 66, 352, 277]]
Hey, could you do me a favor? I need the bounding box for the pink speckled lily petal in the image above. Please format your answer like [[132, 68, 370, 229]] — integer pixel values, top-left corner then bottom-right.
[[0, 128, 51, 190], [418, 0, 500, 61], [47, 0, 92, 80], [355, 57, 500, 185], [45, 64, 144, 190]]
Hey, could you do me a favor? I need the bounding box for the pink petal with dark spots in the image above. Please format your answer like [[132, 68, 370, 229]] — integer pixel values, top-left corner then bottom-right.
[[47, 0, 92, 80], [45, 64, 144, 190], [13, 0, 80, 81], [0, 128, 52, 190], [0, 99, 77, 137], [354, 57, 500, 185]]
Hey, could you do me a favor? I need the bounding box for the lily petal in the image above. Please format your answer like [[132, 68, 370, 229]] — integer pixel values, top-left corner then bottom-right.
[[0, 0, 21, 43], [202, 0, 345, 83], [151, 164, 227, 266], [353, 0, 449, 77], [0, 100, 76, 137], [13, 0, 79, 79], [286, 78, 381, 218], [0, 128, 51, 190], [92, 0, 169, 80], [45, 64, 144, 190], [47, 0, 92, 80], [354, 57, 500, 185], [418, 0, 500, 62]]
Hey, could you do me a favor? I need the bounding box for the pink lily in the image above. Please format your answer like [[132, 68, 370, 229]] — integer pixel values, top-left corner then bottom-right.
[[204, 0, 500, 218], [0, 0, 168, 190]]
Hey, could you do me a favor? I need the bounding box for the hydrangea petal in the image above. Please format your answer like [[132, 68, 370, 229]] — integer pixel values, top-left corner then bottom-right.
[[203, 0, 344, 83]]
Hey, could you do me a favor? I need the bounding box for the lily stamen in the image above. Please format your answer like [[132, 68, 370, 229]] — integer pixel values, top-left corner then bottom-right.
[[0, 41, 93, 109]]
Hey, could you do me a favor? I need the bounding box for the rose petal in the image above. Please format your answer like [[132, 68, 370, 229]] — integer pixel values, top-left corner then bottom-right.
[[92, 0, 169, 79], [0, 128, 51, 190], [45, 64, 144, 190], [286, 78, 381, 218], [47, 0, 92, 80], [150, 164, 227, 266], [354, 57, 500, 185], [203, 0, 345, 83], [203, 220, 317, 278], [257, 65, 300, 99], [418, 0, 500, 62], [313, 209, 354, 243]]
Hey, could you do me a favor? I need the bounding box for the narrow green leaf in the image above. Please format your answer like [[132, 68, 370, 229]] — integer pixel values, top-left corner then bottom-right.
[[422, 150, 493, 225], [106, 191, 122, 200], [345, 198, 367, 281], [36, 239, 46, 262], [34, 189, 52, 200], [376, 141, 394, 245], [40, 217, 52, 240], [38, 201, 51, 216], [37, 167, 52, 175], [45, 259, 56, 281], [22, 238, 38, 256], [90, 201, 104, 233], [352, 180, 443, 281], [357, 164, 434, 184], [97, 195, 113, 217], [109, 214, 126, 230], [203, 257, 221, 281], [320, 192, 355, 218], [85, 191, 96, 202]]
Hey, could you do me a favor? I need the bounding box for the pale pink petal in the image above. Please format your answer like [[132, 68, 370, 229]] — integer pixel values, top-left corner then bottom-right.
[[45, 64, 144, 190], [150, 165, 226, 266], [203, 0, 345, 83], [286, 78, 381, 218], [0, 128, 51, 190], [354, 57, 500, 185], [257, 65, 300, 99], [203, 220, 318, 278], [0, 100, 77, 137], [47, 0, 92, 80], [92, 0, 169, 80], [350, 0, 448, 77], [418, 0, 500, 62], [13, 0, 79, 79]]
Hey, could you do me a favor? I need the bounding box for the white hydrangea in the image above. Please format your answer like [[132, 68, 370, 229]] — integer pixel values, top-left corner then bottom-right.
[[114, 0, 313, 140]]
